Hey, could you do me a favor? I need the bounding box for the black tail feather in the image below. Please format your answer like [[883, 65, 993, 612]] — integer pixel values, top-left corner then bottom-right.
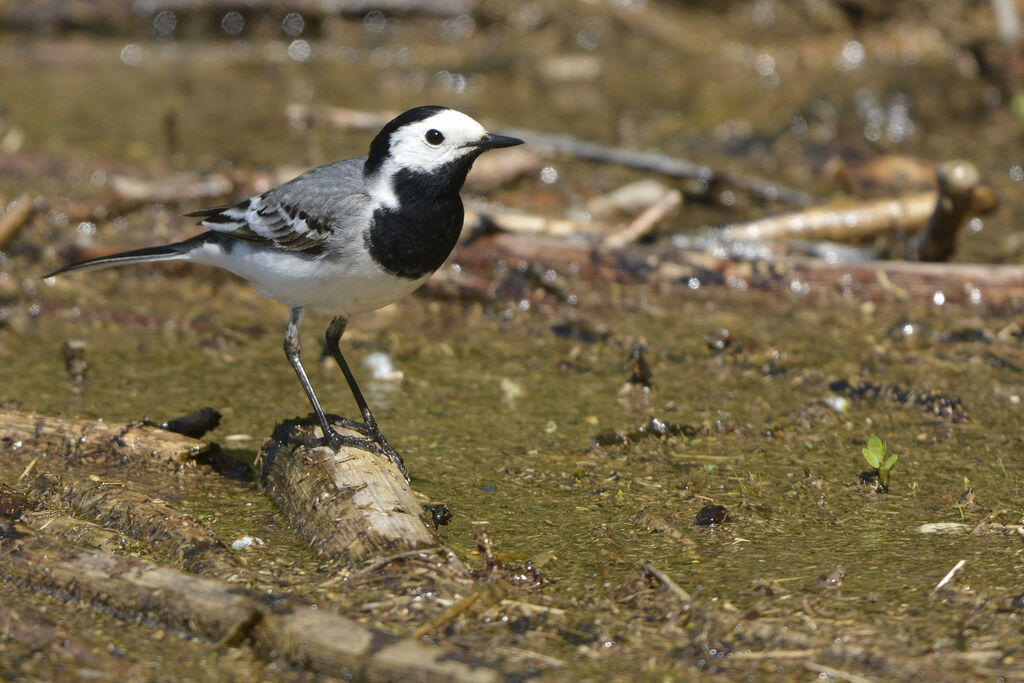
[[44, 234, 208, 278]]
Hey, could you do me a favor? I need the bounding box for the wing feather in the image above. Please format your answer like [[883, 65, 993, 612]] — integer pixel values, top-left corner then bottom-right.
[[185, 157, 370, 255]]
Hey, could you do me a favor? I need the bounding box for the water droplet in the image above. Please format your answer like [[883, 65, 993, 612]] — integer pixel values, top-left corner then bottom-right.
[[287, 39, 311, 62], [281, 12, 305, 37], [221, 11, 244, 35]]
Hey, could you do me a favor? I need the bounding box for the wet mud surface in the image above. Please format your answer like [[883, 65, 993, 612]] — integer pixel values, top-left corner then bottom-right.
[[2, 1, 1024, 679]]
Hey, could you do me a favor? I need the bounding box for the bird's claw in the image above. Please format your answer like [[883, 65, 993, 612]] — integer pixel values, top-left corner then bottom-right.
[[306, 425, 409, 481]]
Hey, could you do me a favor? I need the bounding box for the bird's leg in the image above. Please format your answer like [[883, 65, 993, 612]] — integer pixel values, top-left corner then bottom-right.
[[285, 307, 335, 439], [326, 316, 409, 479], [285, 308, 391, 456]]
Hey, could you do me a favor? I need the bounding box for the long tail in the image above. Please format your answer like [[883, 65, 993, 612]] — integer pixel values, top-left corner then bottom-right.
[[45, 234, 209, 278]]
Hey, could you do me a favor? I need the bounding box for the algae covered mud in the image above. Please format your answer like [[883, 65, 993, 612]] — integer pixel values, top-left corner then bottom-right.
[[2, 1, 1024, 679]]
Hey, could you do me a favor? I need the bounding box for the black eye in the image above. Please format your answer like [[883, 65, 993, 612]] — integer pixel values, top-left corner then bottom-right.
[[425, 129, 445, 145]]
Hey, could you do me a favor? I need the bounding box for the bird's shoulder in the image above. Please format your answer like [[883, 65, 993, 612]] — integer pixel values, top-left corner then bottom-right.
[[187, 157, 372, 254]]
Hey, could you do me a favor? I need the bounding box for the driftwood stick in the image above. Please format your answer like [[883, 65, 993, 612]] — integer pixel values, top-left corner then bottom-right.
[[718, 192, 939, 243], [719, 160, 994, 246], [257, 417, 442, 566], [19, 509, 148, 555], [0, 408, 212, 468], [27, 472, 241, 577], [502, 126, 811, 206], [642, 563, 693, 605], [603, 189, 683, 248], [0, 193, 33, 251], [0, 532, 499, 681], [452, 233, 1024, 305], [464, 204, 609, 239], [907, 161, 983, 261]]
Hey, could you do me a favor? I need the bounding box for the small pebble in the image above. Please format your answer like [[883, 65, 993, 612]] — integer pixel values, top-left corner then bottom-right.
[[230, 535, 264, 550], [823, 395, 848, 412]]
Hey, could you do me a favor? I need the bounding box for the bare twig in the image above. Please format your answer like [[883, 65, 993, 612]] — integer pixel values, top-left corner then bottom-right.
[[932, 559, 967, 594], [412, 580, 510, 639], [603, 189, 682, 248], [502, 126, 811, 206], [641, 562, 692, 604], [0, 193, 33, 251]]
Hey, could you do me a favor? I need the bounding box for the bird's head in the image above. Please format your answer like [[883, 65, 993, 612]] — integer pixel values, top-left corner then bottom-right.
[[365, 106, 522, 188]]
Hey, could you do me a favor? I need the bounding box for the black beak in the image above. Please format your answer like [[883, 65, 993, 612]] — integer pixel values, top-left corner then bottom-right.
[[467, 133, 524, 150]]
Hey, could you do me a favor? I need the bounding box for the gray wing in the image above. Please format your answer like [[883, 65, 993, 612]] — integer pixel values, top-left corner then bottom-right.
[[187, 156, 371, 254]]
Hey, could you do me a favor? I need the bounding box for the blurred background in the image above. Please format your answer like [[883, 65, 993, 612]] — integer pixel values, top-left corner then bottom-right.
[[1, 0, 1023, 264]]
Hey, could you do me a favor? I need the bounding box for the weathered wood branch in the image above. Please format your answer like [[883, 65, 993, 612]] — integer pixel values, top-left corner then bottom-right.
[[0, 408, 212, 468], [452, 233, 1024, 305], [718, 160, 995, 248], [0, 193, 33, 251], [18, 509, 148, 555], [907, 160, 985, 261], [257, 417, 448, 568], [27, 472, 241, 577], [0, 532, 499, 681]]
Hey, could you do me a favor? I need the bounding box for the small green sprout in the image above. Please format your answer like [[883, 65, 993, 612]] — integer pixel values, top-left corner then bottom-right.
[[861, 435, 899, 492]]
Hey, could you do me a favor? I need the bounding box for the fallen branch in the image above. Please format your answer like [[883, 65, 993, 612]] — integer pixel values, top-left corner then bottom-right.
[[451, 233, 1024, 305], [18, 509, 147, 555], [604, 188, 683, 248], [27, 472, 241, 577], [0, 408, 212, 469], [0, 532, 501, 681], [718, 191, 938, 243], [256, 417, 448, 567], [502, 126, 811, 206], [907, 160, 985, 261], [0, 193, 33, 251], [718, 161, 995, 245]]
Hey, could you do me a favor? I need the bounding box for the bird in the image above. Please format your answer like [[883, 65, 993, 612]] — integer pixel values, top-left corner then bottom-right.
[[46, 105, 524, 479]]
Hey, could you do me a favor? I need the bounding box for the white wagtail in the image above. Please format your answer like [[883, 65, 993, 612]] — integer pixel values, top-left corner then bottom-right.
[[47, 106, 524, 478]]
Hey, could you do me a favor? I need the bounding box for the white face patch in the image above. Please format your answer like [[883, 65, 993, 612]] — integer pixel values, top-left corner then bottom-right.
[[381, 109, 489, 175]]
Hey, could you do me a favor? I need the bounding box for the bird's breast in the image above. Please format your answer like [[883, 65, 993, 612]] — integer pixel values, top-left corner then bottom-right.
[[366, 194, 464, 279]]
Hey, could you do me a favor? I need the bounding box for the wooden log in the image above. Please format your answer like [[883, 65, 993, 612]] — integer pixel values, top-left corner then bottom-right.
[[18, 509, 148, 555], [28, 472, 241, 577], [0, 408, 212, 468], [452, 233, 1024, 305], [256, 417, 440, 566], [0, 532, 500, 682]]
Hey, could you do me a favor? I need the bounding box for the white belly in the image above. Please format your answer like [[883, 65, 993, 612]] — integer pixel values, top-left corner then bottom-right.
[[189, 239, 428, 317]]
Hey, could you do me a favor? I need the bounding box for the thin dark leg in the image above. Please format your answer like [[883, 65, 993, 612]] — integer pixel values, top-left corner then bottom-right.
[[285, 307, 334, 438], [286, 309, 405, 475], [326, 316, 408, 479], [325, 317, 378, 430]]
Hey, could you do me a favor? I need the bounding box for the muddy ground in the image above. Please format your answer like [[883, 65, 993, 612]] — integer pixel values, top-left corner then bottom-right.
[[1, 1, 1023, 680]]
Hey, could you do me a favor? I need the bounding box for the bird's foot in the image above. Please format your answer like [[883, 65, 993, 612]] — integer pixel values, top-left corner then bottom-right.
[[305, 425, 409, 481]]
